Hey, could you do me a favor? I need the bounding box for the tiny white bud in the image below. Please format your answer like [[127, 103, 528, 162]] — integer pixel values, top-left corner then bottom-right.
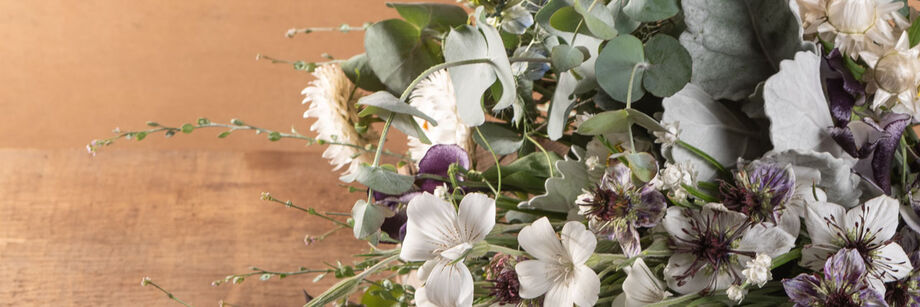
[[585, 156, 602, 171], [433, 184, 451, 201], [141, 276, 151, 287]]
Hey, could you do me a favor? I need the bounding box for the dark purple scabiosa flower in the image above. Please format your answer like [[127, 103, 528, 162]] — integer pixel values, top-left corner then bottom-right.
[[783, 248, 888, 307], [485, 253, 529, 306], [574, 160, 666, 257], [663, 205, 795, 294], [719, 163, 795, 224], [885, 228, 920, 306]]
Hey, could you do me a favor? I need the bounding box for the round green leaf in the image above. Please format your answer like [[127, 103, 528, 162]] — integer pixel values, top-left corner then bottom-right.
[[595, 35, 646, 103], [365, 19, 441, 94], [576, 109, 629, 135], [623, 0, 679, 22], [625, 152, 658, 183], [551, 44, 586, 72], [643, 34, 691, 97]]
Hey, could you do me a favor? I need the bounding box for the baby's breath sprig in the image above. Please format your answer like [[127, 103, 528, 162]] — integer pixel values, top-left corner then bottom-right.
[[259, 192, 351, 228], [86, 117, 408, 160], [255, 53, 344, 72], [140, 277, 195, 307], [284, 23, 371, 38], [210, 266, 333, 287]]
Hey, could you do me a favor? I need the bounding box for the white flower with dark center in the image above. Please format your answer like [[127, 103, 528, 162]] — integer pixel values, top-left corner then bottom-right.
[[515, 217, 600, 306], [796, 0, 907, 59], [302, 65, 375, 179], [400, 192, 496, 307], [407, 69, 473, 162], [612, 258, 671, 307], [860, 32, 920, 119], [802, 195, 914, 293], [663, 204, 795, 294]]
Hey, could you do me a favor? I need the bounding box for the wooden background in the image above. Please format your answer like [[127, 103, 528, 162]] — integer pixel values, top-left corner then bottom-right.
[[0, 0, 442, 306]]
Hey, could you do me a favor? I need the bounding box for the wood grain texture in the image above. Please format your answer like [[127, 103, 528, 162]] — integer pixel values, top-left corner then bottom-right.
[[0, 149, 369, 306]]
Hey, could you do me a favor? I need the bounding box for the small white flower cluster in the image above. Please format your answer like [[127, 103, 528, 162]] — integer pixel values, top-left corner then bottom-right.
[[653, 122, 679, 147], [742, 253, 773, 287], [655, 162, 696, 200]]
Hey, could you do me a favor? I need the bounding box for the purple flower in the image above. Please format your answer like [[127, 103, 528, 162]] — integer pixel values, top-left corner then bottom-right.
[[719, 163, 795, 224], [885, 228, 920, 306], [783, 249, 888, 307], [485, 254, 529, 305], [663, 205, 795, 294], [832, 113, 911, 194], [575, 161, 666, 257]]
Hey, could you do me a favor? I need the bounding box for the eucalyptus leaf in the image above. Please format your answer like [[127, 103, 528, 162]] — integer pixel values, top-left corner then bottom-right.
[[608, 0, 641, 34], [643, 34, 691, 97], [623, 0, 679, 22], [352, 199, 395, 239], [357, 91, 437, 124], [576, 109, 629, 135], [547, 36, 603, 140], [551, 44, 586, 72], [626, 108, 666, 132], [662, 84, 766, 182], [472, 122, 523, 155], [680, 0, 806, 100], [355, 164, 415, 195], [342, 53, 387, 92], [386, 3, 468, 32], [483, 152, 562, 193], [573, 0, 618, 40], [361, 107, 431, 144], [365, 19, 442, 94], [763, 51, 846, 157], [626, 152, 658, 183], [595, 35, 646, 103]]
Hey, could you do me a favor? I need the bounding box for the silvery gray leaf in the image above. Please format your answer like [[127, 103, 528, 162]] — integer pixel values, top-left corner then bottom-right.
[[680, 0, 806, 100], [547, 36, 602, 140], [756, 149, 861, 208], [662, 84, 766, 182], [526, 147, 604, 216], [763, 51, 846, 157]]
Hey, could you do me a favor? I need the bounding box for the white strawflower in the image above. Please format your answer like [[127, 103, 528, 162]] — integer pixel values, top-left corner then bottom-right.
[[302, 65, 375, 180], [653, 122, 679, 147], [727, 284, 747, 303], [407, 69, 473, 162], [741, 253, 773, 287], [796, 0, 907, 59], [861, 32, 920, 119]]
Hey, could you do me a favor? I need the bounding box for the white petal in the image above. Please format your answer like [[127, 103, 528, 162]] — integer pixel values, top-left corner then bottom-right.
[[777, 209, 802, 238], [664, 253, 708, 294], [800, 244, 839, 271], [560, 221, 597, 265], [415, 287, 432, 307], [571, 265, 600, 307], [623, 258, 668, 305], [736, 223, 796, 257], [417, 259, 438, 281], [515, 260, 554, 299], [845, 195, 898, 245], [422, 261, 473, 307], [439, 242, 472, 261], [517, 217, 565, 261], [867, 277, 886, 297], [872, 242, 914, 282], [457, 192, 496, 243], [401, 193, 459, 261], [662, 206, 695, 242], [611, 294, 628, 307], [804, 201, 846, 247], [544, 282, 575, 307]]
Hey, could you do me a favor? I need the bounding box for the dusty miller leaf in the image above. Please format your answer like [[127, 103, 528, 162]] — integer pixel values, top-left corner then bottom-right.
[[526, 147, 605, 214]]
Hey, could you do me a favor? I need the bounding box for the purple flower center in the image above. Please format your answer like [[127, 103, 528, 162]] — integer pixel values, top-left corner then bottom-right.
[[583, 185, 633, 221], [670, 209, 753, 291], [720, 164, 794, 223]]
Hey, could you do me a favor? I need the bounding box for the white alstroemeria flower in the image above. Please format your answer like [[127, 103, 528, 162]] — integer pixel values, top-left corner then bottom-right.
[[400, 192, 496, 307], [802, 195, 914, 292], [302, 65, 375, 180], [407, 69, 473, 162], [612, 258, 671, 307], [860, 32, 920, 119], [796, 0, 907, 59], [515, 217, 600, 307]]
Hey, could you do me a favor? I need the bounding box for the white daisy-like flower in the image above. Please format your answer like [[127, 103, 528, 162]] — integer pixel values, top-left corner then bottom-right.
[[860, 32, 920, 119], [400, 192, 496, 307], [612, 258, 671, 307], [515, 217, 600, 307], [796, 0, 907, 59], [302, 65, 376, 180], [407, 69, 473, 162], [801, 195, 914, 293]]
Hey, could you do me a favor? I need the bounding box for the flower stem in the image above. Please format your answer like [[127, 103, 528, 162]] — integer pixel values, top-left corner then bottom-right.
[[142, 277, 195, 307], [476, 126, 502, 196], [525, 133, 555, 178], [260, 193, 351, 228], [676, 140, 729, 175]]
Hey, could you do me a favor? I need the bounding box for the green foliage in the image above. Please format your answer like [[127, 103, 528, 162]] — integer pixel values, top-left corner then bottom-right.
[[483, 151, 562, 193], [356, 91, 437, 124], [351, 199, 394, 239], [909, 16, 920, 47], [576, 109, 629, 135], [386, 2, 468, 32], [595, 35, 646, 103], [642, 34, 691, 97], [364, 19, 442, 94], [625, 152, 657, 182], [622, 0, 679, 22], [342, 53, 387, 92], [550, 44, 586, 72], [471, 122, 523, 155], [354, 164, 415, 195], [572, 0, 618, 40]]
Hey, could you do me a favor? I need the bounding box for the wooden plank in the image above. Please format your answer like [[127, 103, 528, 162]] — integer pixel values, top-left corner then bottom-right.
[[0, 149, 370, 306]]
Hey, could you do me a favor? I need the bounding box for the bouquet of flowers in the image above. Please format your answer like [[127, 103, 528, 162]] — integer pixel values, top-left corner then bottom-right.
[[92, 0, 920, 306]]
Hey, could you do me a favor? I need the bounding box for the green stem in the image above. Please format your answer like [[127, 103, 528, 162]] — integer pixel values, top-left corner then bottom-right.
[[681, 184, 718, 203], [487, 243, 524, 257], [476, 126, 502, 196], [495, 197, 567, 220], [261, 193, 351, 228], [143, 278, 195, 307], [625, 62, 643, 152], [525, 133, 555, 178], [676, 140, 729, 175]]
